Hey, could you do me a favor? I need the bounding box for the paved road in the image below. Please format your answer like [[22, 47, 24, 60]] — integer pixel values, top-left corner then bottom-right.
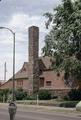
[[0, 106, 81, 120]]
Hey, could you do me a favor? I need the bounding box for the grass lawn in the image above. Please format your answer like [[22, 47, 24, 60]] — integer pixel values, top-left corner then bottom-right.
[[16, 99, 79, 108]]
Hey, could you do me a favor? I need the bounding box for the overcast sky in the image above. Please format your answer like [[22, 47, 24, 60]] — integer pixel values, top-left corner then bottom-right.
[[0, 0, 61, 80]]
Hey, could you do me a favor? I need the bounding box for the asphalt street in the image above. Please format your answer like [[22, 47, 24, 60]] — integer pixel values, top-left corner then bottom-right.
[[0, 106, 81, 120]]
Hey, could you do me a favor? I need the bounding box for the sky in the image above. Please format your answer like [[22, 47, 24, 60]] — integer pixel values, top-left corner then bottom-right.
[[0, 0, 61, 80]]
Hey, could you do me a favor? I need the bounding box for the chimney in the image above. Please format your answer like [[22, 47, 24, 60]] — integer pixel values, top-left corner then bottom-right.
[[28, 26, 39, 94]]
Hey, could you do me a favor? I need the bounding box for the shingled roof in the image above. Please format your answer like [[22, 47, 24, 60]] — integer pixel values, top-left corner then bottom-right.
[[10, 62, 29, 79], [11, 56, 51, 79], [39, 56, 51, 70]]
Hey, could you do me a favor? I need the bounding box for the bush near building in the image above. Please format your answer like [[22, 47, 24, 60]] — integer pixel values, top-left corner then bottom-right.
[[0, 89, 27, 102], [24, 90, 52, 100], [38, 90, 51, 100], [15, 89, 27, 100], [68, 89, 81, 101], [0, 89, 10, 102]]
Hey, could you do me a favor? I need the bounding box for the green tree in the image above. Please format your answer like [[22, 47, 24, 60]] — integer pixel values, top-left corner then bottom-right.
[[43, 0, 81, 84]]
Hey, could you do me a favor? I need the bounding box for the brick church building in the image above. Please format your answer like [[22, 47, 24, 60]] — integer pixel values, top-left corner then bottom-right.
[[0, 26, 73, 97]]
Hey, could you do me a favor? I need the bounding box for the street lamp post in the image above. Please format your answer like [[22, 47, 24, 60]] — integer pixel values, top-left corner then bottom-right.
[[0, 27, 17, 120], [0, 27, 15, 101], [4, 61, 7, 82]]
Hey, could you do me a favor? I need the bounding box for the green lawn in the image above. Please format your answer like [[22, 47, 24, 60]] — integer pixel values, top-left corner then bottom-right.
[[16, 100, 79, 108]]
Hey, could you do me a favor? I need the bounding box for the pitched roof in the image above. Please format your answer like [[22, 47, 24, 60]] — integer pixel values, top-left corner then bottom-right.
[[11, 56, 51, 79], [39, 56, 51, 70], [10, 62, 29, 79]]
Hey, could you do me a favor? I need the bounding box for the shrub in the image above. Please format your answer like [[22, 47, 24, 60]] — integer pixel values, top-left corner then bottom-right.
[[63, 96, 69, 101], [0, 89, 28, 102], [38, 90, 51, 100], [0, 89, 10, 102], [59, 101, 78, 108], [68, 89, 81, 101], [26, 94, 37, 100], [15, 89, 27, 100]]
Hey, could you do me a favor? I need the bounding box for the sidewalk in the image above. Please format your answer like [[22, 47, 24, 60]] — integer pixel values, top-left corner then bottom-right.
[[0, 103, 80, 115]]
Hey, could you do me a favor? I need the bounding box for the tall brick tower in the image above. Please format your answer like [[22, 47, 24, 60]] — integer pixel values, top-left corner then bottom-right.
[[28, 26, 39, 94]]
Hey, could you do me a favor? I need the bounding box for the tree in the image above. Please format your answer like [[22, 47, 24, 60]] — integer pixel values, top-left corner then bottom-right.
[[43, 0, 81, 84]]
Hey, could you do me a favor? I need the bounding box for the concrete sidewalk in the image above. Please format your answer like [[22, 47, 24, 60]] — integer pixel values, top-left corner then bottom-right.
[[0, 103, 81, 116]]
